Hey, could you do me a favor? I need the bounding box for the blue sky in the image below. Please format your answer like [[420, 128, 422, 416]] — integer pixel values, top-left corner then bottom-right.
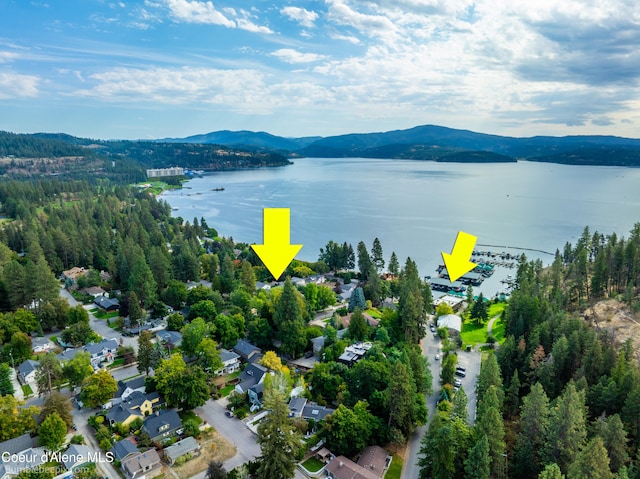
[[1, 0, 639, 140]]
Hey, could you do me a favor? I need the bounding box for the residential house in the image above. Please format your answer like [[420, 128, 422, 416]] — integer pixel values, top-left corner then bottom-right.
[[156, 330, 182, 349], [61, 267, 88, 285], [106, 391, 161, 426], [121, 450, 162, 479], [290, 276, 306, 287], [215, 349, 241, 376], [0, 434, 46, 479], [116, 376, 147, 402], [111, 439, 140, 462], [62, 445, 92, 473], [255, 281, 271, 291], [433, 294, 464, 312], [82, 286, 107, 298], [232, 339, 261, 363], [325, 446, 390, 479], [163, 437, 201, 465], [94, 296, 120, 312], [83, 338, 119, 369], [288, 397, 307, 417], [17, 359, 39, 384], [142, 409, 182, 443], [234, 363, 267, 395], [31, 337, 54, 354], [248, 383, 264, 411], [301, 402, 335, 421], [339, 312, 379, 329], [337, 342, 373, 367]]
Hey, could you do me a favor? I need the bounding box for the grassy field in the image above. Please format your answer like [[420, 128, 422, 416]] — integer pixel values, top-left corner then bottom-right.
[[21, 384, 34, 396], [386, 454, 403, 479], [172, 431, 235, 479], [220, 384, 235, 397], [459, 301, 508, 347], [301, 457, 325, 473]]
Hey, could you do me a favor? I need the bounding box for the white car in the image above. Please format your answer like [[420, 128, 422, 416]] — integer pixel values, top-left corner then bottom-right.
[[435, 354, 440, 361]]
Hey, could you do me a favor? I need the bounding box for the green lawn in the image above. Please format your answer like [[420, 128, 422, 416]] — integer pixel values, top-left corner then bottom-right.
[[94, 309, 120, 319], [386, 454, 403, 479], [21, 384, 34, 396], [488, 302, 507, 318], [460, 320, 487, 346], [107, 358, 125, 369], [301, 457, 325, 473], [364, 308, 382, 319], [491, 316, 506, 343], [220, 384, 235, 397], [179, 410, 203, 425]]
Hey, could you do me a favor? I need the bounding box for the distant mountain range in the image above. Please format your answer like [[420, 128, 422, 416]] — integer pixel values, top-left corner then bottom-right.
[[160, 124, 640, 166]]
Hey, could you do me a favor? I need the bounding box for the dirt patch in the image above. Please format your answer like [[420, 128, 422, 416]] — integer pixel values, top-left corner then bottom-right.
[[583, 299, 640, 359], [171, 430, 236, 479]]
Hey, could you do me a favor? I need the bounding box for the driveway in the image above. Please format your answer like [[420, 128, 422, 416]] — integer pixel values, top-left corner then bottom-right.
[[58, 286, 138, 352], [401, 327, 482, 479], [193, 399, 307, 479]]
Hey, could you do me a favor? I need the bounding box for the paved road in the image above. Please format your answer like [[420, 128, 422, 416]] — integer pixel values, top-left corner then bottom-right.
[[58, 286, 138, 352], [193, 398, 306, 479], [401, 323, 483, 479]]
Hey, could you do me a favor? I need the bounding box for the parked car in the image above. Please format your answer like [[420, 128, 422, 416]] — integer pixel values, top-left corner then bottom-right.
[[225, 410, 234, 418], [435, 354, 440, 361], [454, 379, 462, 387]]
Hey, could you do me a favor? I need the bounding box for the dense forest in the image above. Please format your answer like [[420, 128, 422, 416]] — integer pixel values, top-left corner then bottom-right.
[[0, 131, 291, 180], [419, 225, 640, 479]]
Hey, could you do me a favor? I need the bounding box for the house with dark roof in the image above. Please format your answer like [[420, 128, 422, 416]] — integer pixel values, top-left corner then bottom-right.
[[17, 359, 39, 384], [62, 445, 93, 472], [164, 437, 201, 465], [288, 397, 307, 417], [248, 383, 264, 411], [111, 439, 140, 462], [215, 348, 241, 375], [301, 402, 335, 421], [121, 449, 162, 479], [116, 376, 147, 401], [94, 296, 120, 312], [83, 338, 119, 369], [232, 339, 261, 362], [0, 434, 46, 479], [234, 363, 267, 394], [337, 342, 372, 367], [156, 330, 182, 348], [142, 409, 182, 443], [106, 391, 161, 426]]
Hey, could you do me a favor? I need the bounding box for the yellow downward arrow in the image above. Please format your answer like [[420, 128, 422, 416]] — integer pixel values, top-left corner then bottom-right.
[[442, 231, 478, 283], [251, 208, 303, 280]]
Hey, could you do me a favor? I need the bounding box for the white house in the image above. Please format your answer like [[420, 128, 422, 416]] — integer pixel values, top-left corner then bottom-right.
[[31, 337, 54, 354], [216, 349, 241, 376]]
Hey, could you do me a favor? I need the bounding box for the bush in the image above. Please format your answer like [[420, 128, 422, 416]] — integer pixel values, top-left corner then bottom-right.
[[175, 456, 186, 466], [99, 438, 113, 451], [70, 434, 85, 445], [129, 417, 143, 432]]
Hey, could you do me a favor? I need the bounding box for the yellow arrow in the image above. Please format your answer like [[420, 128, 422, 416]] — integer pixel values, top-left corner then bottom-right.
[[251, 208, 303, 280], [441, 231, 478, 283]]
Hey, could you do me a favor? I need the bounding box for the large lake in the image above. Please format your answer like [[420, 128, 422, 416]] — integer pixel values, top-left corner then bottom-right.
[[161, 158, 640, 295]]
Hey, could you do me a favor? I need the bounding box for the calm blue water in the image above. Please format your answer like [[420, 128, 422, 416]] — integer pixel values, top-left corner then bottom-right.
[[160, 158, 640, 295]]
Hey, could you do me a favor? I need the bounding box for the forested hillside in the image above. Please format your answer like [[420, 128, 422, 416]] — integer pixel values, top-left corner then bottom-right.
[[0, 132, 290, 180], [420, 225, 640, 479]]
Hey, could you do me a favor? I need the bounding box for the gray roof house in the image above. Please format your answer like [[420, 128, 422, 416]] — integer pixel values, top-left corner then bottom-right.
[[232, 339, 261, 362], [116, 376, 147, 401], [156, 330, 182, 348], [31, 337, 53, 354], [121, 449, 162, 479], [215, 349, 241, 376], [111, 439, 140, 462], [17, 359, 39, 384], [94, 296, 120, 311], [288, 397, 307, 417], [301, 402, 335, 421], [164, 437, 201, 465], [142, 409, 182, 443], [0, 434, 46, 479], [62, 445, 93, 472], [235, 363, 267, 394], [83, 338, 119, 369]]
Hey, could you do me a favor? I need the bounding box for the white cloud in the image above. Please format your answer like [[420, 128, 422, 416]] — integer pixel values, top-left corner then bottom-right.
[[0, 72, 39, 99], [165, 0, 235, 27], [0, 52, 19, 63], [271, 49, 326, 64], [236, 18, 273, 34], [326, 0, 398, 42], [280, 6, 319, 28]]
